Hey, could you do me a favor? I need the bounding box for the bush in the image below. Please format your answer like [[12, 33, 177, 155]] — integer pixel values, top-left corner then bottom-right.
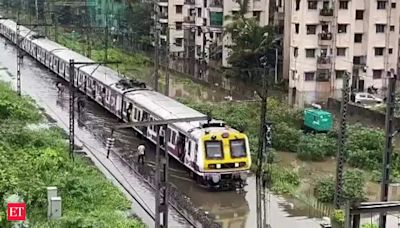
[[347, 149, 381, 170], [331, 210, 345, 227], [265, 164, 300, 194], [273, 122, 303, 152], [297, 134, 336, 161], [314, 169, 366, 204]]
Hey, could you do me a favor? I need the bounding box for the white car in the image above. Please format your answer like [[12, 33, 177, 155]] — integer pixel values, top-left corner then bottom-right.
[[354, 93, 383, 105]]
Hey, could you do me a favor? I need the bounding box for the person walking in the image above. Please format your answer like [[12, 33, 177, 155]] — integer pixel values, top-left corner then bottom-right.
[[137, 144, 145, 164]]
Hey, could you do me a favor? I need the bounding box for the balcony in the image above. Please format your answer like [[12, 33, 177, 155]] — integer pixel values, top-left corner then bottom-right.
[[318, 32, 332, 46], [209, 0, 223, 12], [317, 56, 332, 69], [185, 0, 195, 4], [319, 8, 334, 22], [184, 15, 195, 23]]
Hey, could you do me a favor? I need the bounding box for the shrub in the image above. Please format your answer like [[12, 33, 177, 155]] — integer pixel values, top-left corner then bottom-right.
[[297, 134, 336, 161], [314, 169, 366, 204], [265, 164, 300, 194], [273, 122, 303, 152]]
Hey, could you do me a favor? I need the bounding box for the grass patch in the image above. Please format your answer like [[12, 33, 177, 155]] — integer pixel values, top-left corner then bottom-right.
[[0, 82, 144, 227]]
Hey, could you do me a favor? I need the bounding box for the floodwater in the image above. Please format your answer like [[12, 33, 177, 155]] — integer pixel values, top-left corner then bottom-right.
[[0, 36, 329, 227]]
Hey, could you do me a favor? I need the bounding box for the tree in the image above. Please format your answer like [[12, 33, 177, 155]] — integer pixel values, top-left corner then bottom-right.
[[224, 0, 277, 81], [124, 2, 152, 47]]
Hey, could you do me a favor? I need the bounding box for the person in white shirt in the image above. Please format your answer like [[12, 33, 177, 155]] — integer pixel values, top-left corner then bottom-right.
[[137, 144, 145, 164]]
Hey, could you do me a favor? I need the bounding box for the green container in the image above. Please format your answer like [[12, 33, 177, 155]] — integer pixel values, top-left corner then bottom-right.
[[304, 108, 333, 132]]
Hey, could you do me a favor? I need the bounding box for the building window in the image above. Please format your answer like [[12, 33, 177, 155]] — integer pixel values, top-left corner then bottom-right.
[[176, 5, 183, 14], [376, 24, 385, 33], [316, 71, 330, 82], [390, 25, 395, 31], [375, 47, 384, 56], [198, 8, 202, 17], [353, 56, 363, 64], [305, 48, 315, 58], [392, 2, 396, 8], [175, 38, 183, 47], [175, 22, 183, 30], [308, 0, 317, 9], [377, 1, 386, 9], [389, 48, 393, 54], [306, 25, 317, 34], [336, 70, 346, 79], [354, 33, 363, 43], [253, 11, 261, 22], [294, 47, 298, 57], [355, 10, 364, 20], [295, 23, 300, 34], [296, 0, 301, 11], [337, 48, 346, 56], [197, 26, 201, 36], [338, 24, 347, 33], [339, 1, 348, 9], [305, 72, 315, 81], [373, 70, 383, 79]]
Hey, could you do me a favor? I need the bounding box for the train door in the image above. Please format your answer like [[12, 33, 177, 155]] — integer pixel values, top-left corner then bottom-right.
[[141, 111, 149, 134], [177, 133, 186, 162]]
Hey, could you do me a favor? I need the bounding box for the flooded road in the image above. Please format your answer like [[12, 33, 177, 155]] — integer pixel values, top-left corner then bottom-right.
[[0, 36, 325, 228]]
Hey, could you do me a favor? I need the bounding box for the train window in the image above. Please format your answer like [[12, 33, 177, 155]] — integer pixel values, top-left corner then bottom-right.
[[205, 141, 223, 159], [229, 139, 247, 158], [188, 141, 192, 156]]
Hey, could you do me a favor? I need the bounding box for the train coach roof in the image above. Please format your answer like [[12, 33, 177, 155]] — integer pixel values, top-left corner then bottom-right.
[[127, 90, 208, 133], [0, 19, 32, 38]]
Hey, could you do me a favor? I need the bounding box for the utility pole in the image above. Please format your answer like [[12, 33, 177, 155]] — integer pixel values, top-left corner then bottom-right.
[[256, 63, 268, 228], [51, 13, 58, 42], [334, 72, 350, 209], [165, 27, 170, 96], [379, 74, 397, 228], [105, 10, 109, 62], [68, 60, 121, 161], [153, 1, 160, 92], [274, 48, 278, 84], [69, 59, 75, 161], [16, 12, 21, 96]]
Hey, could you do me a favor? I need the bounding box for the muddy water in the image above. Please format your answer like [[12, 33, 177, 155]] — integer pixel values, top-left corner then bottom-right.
[[0, 37, 326, 228]]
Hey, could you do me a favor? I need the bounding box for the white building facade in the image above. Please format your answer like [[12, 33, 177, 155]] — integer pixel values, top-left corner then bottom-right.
[[162, 0, 271, 66], [284, 0, 400, 93]]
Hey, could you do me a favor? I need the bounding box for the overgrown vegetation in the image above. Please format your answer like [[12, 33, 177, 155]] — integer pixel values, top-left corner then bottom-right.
[[0, 82, 144, 227], [314, 169, 366, 204]]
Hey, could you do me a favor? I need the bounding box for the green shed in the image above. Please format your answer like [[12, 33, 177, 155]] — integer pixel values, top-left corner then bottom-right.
[[303, 106, 333, 132]]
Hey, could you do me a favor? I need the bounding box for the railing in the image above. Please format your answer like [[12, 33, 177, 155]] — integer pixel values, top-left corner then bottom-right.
[[319, 32, 332, 40], [184, 16, 195, 23], [184, 0, 195, 4], [320, 8, 334, 16], [210, 0, 223, 7], [317, 55, 331, 64], [159, 12, 168, 19]]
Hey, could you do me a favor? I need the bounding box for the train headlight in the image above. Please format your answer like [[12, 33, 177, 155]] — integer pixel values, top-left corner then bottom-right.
[[211, 174, 221, 183], [240, 172, 247, 181], [216, 164, 221, 169], [235, 163, 239, 168]]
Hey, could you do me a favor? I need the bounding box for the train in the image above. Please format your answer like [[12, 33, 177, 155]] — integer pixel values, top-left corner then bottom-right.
[[0, 18, 251, 190]]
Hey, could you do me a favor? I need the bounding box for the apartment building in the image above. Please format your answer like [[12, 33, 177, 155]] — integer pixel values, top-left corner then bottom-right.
[[283, 0, 400, 95], [161, 0, 270, 66]]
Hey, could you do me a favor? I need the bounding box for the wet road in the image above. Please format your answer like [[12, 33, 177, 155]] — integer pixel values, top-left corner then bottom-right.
[[0, 36, 325, 228]]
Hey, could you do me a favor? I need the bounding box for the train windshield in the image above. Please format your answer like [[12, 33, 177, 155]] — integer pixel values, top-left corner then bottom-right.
[[230, 139, 247, 158], [205, 141, 223, 159]]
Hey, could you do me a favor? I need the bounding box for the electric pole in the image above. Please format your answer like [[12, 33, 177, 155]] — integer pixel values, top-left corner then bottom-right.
[[165, 27, 170, 96], [256, 62, 268, 228], [153, 1, 160, 92], [334, 72, 350, 209], [69, 59, 75, 161], [16, 12, 21, 96], [379, 74, 397, 228]]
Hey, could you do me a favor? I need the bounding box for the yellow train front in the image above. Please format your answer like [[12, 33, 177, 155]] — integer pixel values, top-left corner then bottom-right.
[[193, 125, 252, 190]]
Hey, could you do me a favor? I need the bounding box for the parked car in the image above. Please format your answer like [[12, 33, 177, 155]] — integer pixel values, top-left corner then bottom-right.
[[354, 92, 383, 105]]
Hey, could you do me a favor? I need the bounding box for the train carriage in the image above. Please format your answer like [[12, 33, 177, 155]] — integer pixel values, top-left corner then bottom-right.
[[0, 17, 251, 189]]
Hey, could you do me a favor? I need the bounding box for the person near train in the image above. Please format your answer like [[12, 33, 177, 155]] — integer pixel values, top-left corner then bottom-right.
[[137, 144, 145, 165]]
